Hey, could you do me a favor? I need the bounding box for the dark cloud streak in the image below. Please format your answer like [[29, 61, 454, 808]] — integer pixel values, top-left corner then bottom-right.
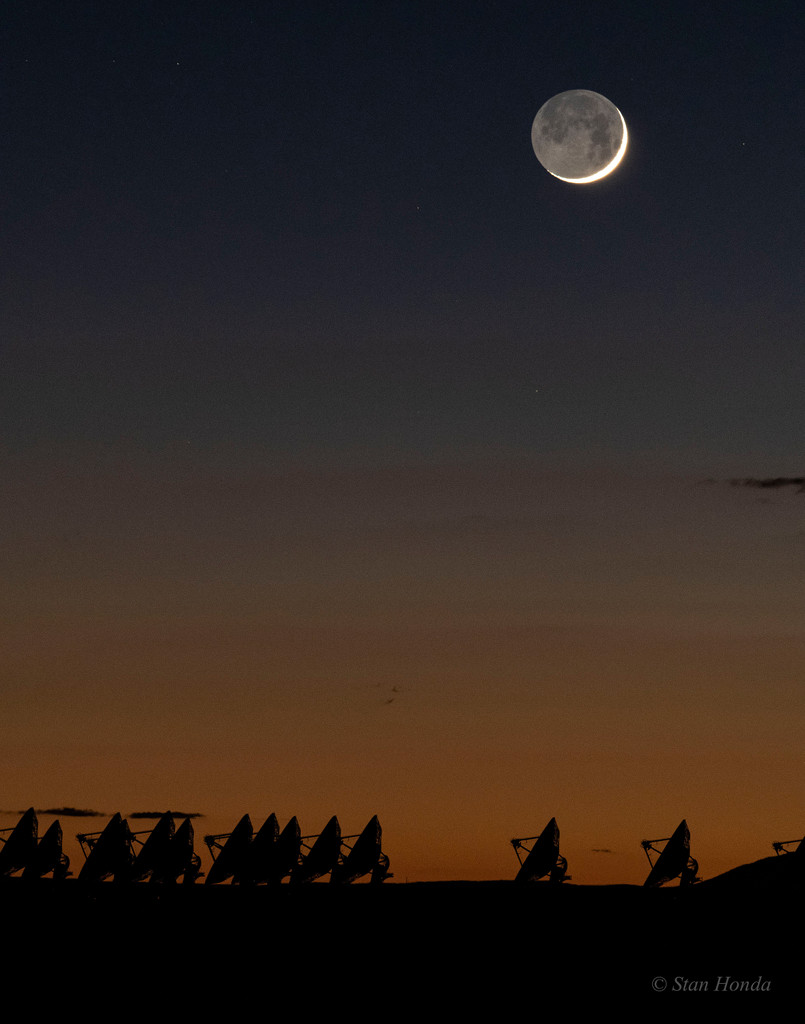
[[129, 810, 203, 819], [37, 807, 103, 817], [729, 477, 805, 493]]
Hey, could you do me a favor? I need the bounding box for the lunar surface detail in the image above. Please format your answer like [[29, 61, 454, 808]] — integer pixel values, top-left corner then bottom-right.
[[531, 90, 628, 184]]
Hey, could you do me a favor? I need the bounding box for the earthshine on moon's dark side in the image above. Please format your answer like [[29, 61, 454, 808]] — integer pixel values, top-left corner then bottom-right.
[[531, 90, 627, 183]]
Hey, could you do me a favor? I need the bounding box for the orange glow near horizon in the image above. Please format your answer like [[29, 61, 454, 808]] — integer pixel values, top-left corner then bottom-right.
[[3, 451, 804, 885]]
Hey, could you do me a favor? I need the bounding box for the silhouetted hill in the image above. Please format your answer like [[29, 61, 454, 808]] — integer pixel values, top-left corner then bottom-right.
[[0, 870, 797, 1007]]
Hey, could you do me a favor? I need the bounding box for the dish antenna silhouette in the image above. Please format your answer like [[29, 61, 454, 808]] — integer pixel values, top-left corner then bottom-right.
[[236, 812, 280, 884], [772, 833, 805, 856], [240, 814, 303, 885], [0, 808, 39, 878], [166, 817, 203, 884], [268, 816, 303, 883], [129, 811, 175, 882], [291, 815, 342, 884], [331, 815, 392, 884], [127, 812, 203, 884], [25, 819, 70, 880], [77, 813, 136, 883], [204, 813, 254, 884], [511, 817, 569, 883], [641, 819, 699, 886]]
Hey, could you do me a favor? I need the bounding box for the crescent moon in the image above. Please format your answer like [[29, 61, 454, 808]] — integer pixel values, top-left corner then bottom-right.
[[531, 90, 628, 185]]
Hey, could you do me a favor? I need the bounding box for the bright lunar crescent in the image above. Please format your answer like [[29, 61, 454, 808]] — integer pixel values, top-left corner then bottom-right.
[[531, 90, 627, 184]]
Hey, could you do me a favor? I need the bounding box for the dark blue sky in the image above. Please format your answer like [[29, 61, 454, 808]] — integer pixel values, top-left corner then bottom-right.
[[3, 1, 803, 465]]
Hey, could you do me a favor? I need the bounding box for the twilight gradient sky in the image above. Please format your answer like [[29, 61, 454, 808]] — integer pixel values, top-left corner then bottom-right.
[[1, 2, 804, 883]]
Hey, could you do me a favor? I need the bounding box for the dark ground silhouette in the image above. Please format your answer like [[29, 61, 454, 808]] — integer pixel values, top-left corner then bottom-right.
[[1, 855, 799, 1009]]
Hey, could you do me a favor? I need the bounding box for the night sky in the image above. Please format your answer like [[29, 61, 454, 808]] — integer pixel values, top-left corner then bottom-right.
[[2, 2, 804, 883]]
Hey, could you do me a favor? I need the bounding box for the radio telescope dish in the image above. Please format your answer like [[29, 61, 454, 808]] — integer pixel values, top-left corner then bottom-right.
[[642, 819, 699, 887], [292, 815, 341, 884], [268, 816, 302, 884], [0, 808, 38, 877], [164, 817, 203, 884], [204, 814, 253, 885], [77, 813, 135, 883], [23, 819, 70, 880], [237, 812, 280, 884], [511, 817, 569, 883], [130, 812, 175, 882], [332, 815, 391, 884]]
